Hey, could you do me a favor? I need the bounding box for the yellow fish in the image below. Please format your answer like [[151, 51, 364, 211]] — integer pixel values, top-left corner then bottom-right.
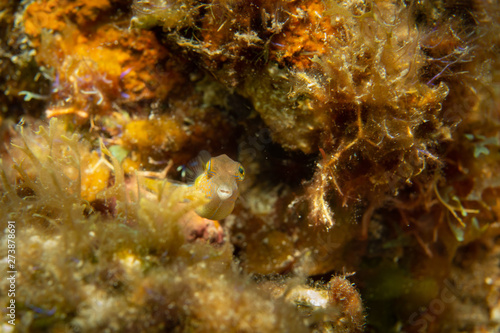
[[142, 152, 245, 220], [191, 154, 245, 220]]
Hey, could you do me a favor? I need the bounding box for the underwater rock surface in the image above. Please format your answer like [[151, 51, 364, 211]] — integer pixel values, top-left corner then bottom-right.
[[1, 0, 499, 332]]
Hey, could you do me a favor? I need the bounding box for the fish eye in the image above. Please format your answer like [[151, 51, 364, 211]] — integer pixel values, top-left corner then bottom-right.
[[238, 166, 245, 179]]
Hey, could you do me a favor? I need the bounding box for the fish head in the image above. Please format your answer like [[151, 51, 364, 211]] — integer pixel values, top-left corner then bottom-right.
[[194, 154, 245, 220]]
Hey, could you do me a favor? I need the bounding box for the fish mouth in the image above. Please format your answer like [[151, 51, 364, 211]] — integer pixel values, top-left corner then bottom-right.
[[217, 185, 233, 200]]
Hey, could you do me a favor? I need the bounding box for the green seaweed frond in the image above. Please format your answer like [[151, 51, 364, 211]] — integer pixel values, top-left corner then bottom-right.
[[465, 133, 500, 158]]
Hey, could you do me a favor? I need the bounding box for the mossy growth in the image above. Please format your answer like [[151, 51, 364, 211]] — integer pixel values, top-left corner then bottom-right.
[[0, 118, 365, 332]]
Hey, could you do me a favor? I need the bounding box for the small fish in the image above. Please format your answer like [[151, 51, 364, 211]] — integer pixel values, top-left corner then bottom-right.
[[190, 153, 245, 220], [142, 152, 245, 220]]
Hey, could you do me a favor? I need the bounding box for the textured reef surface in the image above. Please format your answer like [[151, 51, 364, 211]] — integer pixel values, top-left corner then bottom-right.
[[1, 0, 500, 332]]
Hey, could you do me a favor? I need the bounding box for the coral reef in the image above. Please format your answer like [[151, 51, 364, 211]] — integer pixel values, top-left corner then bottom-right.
[[0, 0, 499, 332]]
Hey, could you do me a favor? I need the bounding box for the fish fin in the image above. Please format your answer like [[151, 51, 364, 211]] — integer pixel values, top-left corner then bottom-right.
[[182, 150, 212, 184], [197, 150, 212, 166]]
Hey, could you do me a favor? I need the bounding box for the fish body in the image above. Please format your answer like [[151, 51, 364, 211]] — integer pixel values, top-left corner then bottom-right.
[[191, 154, 245, 220]]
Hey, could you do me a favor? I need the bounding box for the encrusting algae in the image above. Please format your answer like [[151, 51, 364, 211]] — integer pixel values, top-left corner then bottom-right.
[[1, 0, 500, 332]]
